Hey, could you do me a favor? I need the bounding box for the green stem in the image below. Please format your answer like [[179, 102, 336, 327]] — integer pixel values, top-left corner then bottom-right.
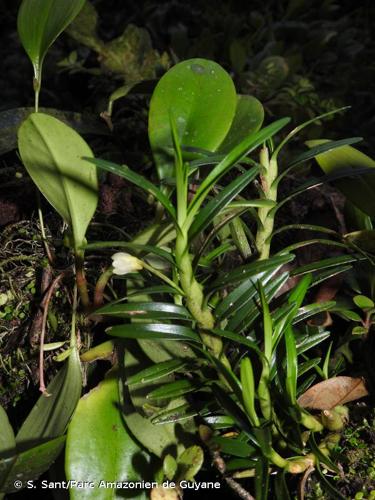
[[255, 146, 278, 260], [175, 232, 222, 355], [33, 65, 41, 113], [142, 261, 184, 295], [93, 267, 114, 307]]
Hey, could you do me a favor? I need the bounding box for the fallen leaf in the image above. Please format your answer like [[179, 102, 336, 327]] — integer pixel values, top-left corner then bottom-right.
[[298, 376, 368, 410]]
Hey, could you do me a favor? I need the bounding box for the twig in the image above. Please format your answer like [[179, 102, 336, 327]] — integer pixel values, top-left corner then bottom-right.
[[298, 465, 315, 500], [39, 272, 65, 396], [29, 265, 53, 347], [225, 477, 255, 500], [211, 449, 255, 500]]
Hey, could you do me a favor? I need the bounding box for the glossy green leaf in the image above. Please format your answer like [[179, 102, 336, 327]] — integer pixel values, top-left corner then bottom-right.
[[287, 137, 362, 169], [66, 371, 147, 500], [187, 118, 290, 225], [16, 346, 82, 445], [122, 348, 195, 458], [107, 323, 200, 343], [0, 436, 65, 494], [96, 302, 191, 321], [126, 359, 188, 385], [146, 379, 199, 400], [211, 384, 255, 441], [219, 95, 264, 154], [216, 254, 293, 318], [306, 140, 375, 216], [285, 327, 298, 404], [149, 58, 237, 180], [240, 357, 260, 427], [227, 272, 290, 332], [211, 329, 263, 358], [18, 113, 98, 251], [296, 331, 331, 356], [85, 158, 176, 222], [17, 0, 85, 82], [151, 403, 197, 425], [209, 253, 294, 291], [177, 446, 204, 481], [189, 166, 260, 240]]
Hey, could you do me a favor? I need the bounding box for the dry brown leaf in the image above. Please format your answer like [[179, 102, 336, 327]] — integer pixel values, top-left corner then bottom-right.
[[297, 376, 368, 410]]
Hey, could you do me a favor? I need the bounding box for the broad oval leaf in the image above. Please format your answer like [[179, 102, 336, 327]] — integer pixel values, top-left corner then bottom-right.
[[18, 113, 98, 251], [17, 0, 85, 79], [66, 371, 147, 500], [149, 58, 237, 180], [218, 95, 264, 154], [177, 445, 204, 481], [306, 140, 375, 216], [298, 376, 368, 410]]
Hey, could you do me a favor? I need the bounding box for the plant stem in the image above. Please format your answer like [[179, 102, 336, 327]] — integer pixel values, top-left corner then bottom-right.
[[175, 232, 222, 355], [93, 267, 114, 307], [255, 146, 278, 260], [33, 65, 41, 113], [75, 253, 91, 308]]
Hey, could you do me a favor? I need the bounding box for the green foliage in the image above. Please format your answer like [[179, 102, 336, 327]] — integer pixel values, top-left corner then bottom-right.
[[66, 371, 147, 499], [17, 0, 85, 109], [8, 4, 375, 493], [306, 141, 375, 216], [149, 58, 238, 180], [18, 113, 98, 253]]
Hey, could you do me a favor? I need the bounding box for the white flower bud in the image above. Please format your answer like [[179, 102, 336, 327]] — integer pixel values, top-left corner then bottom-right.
[[111, 252, 143, 276]]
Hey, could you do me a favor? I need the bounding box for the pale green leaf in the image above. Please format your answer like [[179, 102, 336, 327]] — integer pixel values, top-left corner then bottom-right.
[[17, 0, 85, 79], [18, 113, 98, 251]]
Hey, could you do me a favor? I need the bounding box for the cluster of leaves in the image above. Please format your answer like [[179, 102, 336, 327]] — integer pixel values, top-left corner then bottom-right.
[[1, 1, 375, 499]]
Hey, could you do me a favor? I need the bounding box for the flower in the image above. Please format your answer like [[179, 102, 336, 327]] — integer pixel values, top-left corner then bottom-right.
[[111, 252, 143, 275]]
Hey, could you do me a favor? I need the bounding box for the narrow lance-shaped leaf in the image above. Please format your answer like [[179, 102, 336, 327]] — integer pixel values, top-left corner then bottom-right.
[[285, 326, 298, 404], [240, 357, 260, 427], [18, 113, 98, 252], [186, 117, 291, 228], [85, 157, 176, 222], [189, 166, 260, 240]]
